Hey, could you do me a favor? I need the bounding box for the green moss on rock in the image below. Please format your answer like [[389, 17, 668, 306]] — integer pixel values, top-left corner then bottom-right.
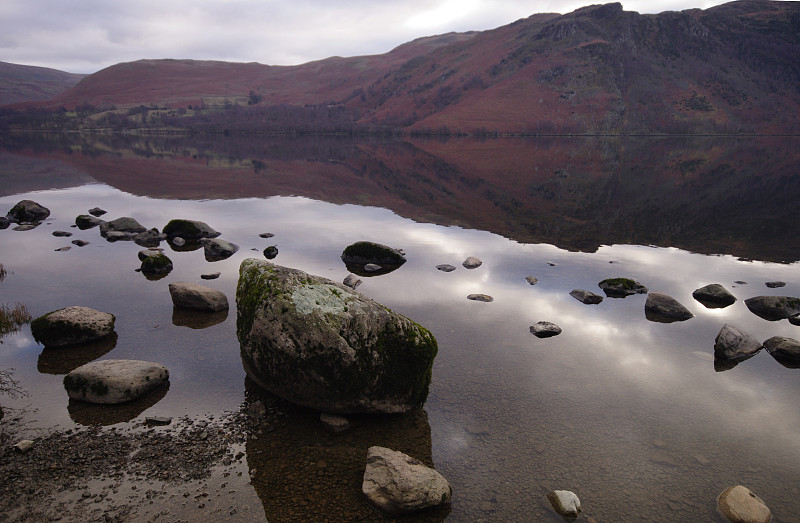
[[140, 253, 173, 274]]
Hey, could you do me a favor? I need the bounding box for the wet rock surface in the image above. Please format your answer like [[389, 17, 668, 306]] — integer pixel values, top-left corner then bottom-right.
[[6, 199, 50, 223], [570, 289, 603, 304], [693, 283, 737, 308], [745, 296, 800, 321], [645, 292, 694, 322], [714, 324, 762, 370], [598, 277, 648, 297], [717, 485, 772, 523], [169, 281, 229, 312], [64, 360, 169, 404], [30, 306, 116, 348], [530, 321, 562, 338]]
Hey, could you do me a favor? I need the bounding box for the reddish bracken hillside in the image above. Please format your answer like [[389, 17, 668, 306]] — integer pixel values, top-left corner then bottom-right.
[[0, 62, 85, 105], [12, 1, 800, 134]]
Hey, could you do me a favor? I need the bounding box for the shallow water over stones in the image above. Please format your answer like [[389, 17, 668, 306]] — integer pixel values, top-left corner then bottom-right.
[[2, 137, 800, 521]]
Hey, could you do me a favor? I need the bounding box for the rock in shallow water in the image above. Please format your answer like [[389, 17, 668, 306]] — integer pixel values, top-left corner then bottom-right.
[[6, 199, 50, 223], [693, 283, 737, 308], [717, 485, 771, 523], [462, 256, 482, 269], [644, 292, 693, 322], [547, 490, 581, 518], [745, 296, 800, 321], [31, 306, 116, 348], [64, 359, 169, 404], [530, 321, 562, 338], [169, 281, 229, 312], [763, 336, 800, 368], [714, 324, 762, 370], [362, 446, 451, 516], [598, 277, 648, 297], [236, 259, 438, 414], [570, 289, 603, 304]]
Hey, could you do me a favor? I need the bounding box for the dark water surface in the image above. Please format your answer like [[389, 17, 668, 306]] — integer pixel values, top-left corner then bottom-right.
[[1, 134, 800, 521]]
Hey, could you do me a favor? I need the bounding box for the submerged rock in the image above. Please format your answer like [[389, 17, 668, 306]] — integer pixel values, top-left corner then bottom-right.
[[201, 238, 239, 261], [163, 219, 220, 240], [467, 294, 493, 302], [6, 200, 50, 223], [745, 296, 800, 321], [169, 281, 229, 312], [236, 259, 438, 413], [530, 322, 562, 338], [717, 485, 771, 523], [598, 277, 648, 297], [201, 272, 221, 280], [547, 490, 581, 519], [693, 283, 737, 308], [644, 292, 693, 322], [63, 359, 169, 404], [570, 289, 603, 304], [362, 446, 451, 516], [763, 336, 800, 368], [462, 256, 482, 269], [320, 413, 351, 435], [31, 306, 116, 348], [341, 241, 406, 276], [714, 324, 762, 370]]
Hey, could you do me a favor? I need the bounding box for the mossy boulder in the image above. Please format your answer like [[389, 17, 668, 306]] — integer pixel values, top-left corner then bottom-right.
[[598, 277, 648, 298], [140, 252, 173, 275], [6, 200, 50, 223], [236, 259, 438, 414], [31, 306, 116, 348], [63, 359, 169, 404], [163, 219, 220, 240]]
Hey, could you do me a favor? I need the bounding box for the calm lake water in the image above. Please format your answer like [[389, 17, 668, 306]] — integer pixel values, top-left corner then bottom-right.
[[1, 133, 799, 521]]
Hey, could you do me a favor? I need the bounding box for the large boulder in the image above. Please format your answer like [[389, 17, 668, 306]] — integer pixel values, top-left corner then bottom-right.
[[714, 324, 762, 369], [693, 283, 737, 308], [100, 217, 147, 237], [763, 336, 800, 368], [162, 219, 220, 240], [598, 277, 648, 298], [6, 200, 50, 223], [63, 360, 169, 404], [716, 485, 772, 523], [744, 296, 800, 321], [236, 259, 438, 413], [169, 282, 229, 312], [30, 306, 116, 348], [644, 292, 693, 322], [361, 446, 452, 516]]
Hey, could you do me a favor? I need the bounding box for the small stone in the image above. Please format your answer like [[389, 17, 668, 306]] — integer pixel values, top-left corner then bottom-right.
[[717, 485, 771, 523], [436, 264, 456, 272], [363, 263, 382, 272], [55, 246, 71, 252], [462, 257, 482, 269], [525, 276, 539, 285], [263, 245, 278, 260], [765, 281, 786, 288], [88, 207, 107, 217], [13, 440, 35, 453], [171, 237, 186, 247], [71, 240, 89, 247], [570, 289, 603, 304], [530, 322, 562, 338], [343, 274, 362, 290], [320, 413, 351, 435], [547, 490, 581, 518], [52, 230, 73, 237], [467, 294, 493, 302], [258, 232, 275, 238], [201, 272, 221, 280], [145, 416, 172, 426]]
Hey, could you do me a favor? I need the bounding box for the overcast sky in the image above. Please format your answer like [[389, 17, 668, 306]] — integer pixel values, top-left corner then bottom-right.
[[1, 0, 761, 74]]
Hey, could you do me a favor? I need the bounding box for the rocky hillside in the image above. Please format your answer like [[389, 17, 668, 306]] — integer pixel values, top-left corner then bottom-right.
[[7, 1, 800, 134], [0, 62, 85, 106]]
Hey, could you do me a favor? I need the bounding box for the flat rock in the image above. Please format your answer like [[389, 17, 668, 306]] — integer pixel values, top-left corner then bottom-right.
[[745, 296, 800, 321], [645, 292, 693, 322], [467, 294, 493, 302], [530, 322, 562, 338], [201, 238, 239, 261], [525, 276, 539, 285], [462, 256, 482, 269], [100, 217, 147, 237], [693, 283, 737, 308], [598, 277, 648, 297], [52, 230, 72, 237], [259, 232, 275, 238], [362, 446, 451, 516], [31, 306, 116, 348], [547, 490, 581, 518], [570, 289, 603, 304], [717, 485, 771, 523], [163, 219, 220, 240], [71, 239, 89, 247], [714, 324, 762, 368], [64, 359, 169, 404], [6, 200, 50, 223], [237, 259, 438, 413], [436, 264, 456, 272], [201, 272, 221, 280], [765, 281, 786, 288], [169, 281, 229, 312], [763, 336, 800, 368]]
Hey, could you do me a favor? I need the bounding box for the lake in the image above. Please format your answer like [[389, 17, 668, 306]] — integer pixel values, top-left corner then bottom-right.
[[1, 133, 799, 521]]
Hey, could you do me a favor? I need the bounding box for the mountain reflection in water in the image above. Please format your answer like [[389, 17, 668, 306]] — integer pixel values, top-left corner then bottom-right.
[[2, 133, 798, 262]]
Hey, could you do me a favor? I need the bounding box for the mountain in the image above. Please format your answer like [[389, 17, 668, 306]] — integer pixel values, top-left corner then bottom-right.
[[7, 1, 800, 134], [0, 62, 86, 106]]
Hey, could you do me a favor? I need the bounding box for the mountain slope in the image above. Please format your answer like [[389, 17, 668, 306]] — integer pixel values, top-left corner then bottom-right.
[[10, 1, 800, 134], [0, 62, 86, 105]]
